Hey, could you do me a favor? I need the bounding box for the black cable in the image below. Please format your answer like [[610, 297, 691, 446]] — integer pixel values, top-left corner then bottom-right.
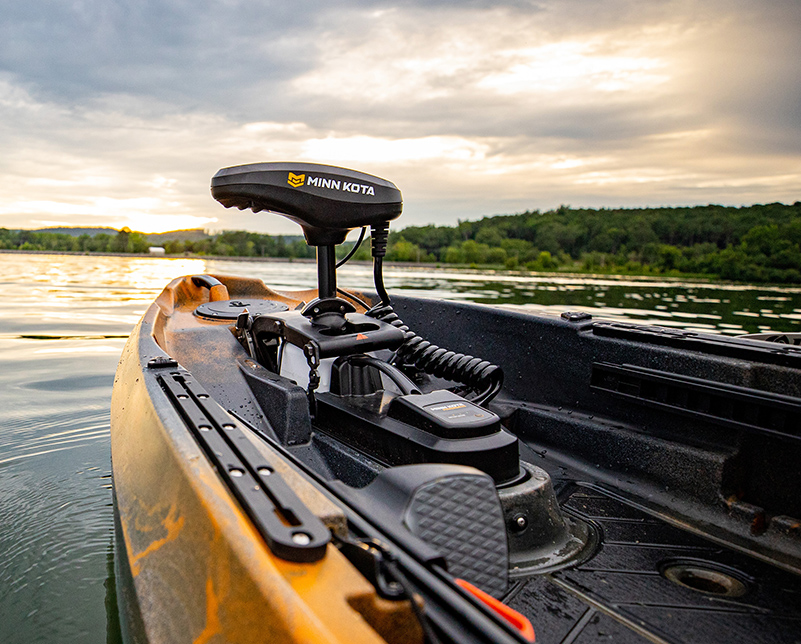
[[384, 558, 445, 644], [368, 304, 504, 406], [336, 288, 370, 310], [333, 533, 443, 644], [370, 223, 391, 306], [339, 354, 421, 395], [373, 257, 391, 307], [336, 226, 367, 269], [333, 227, 371, 309], [365, 221, 504, 407]]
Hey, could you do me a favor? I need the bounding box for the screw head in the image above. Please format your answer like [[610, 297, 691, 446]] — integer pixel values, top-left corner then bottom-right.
[[510, 513, 528, 532]]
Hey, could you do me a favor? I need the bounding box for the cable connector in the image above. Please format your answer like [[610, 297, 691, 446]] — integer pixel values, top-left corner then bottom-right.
[[370, 222, 390, 258]]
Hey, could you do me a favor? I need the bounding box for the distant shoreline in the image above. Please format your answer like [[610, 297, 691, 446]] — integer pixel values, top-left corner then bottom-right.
[[0, 248, 441, 268], [0, 246, 701, 280], [0, 248, 316, 263], [6, 248, 799, 288]]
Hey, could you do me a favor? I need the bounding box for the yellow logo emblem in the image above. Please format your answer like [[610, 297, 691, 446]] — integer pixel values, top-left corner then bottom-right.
[[287, 172, 305, 188]]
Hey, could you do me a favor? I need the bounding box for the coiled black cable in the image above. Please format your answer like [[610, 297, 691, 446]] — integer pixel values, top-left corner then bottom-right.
[[367, 303, 503, 406], [366, 222, 503, 407]]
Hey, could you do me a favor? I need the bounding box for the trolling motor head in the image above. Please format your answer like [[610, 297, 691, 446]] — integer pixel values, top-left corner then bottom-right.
[[211, 162, 402, 246], [212, 162, 401, 330]]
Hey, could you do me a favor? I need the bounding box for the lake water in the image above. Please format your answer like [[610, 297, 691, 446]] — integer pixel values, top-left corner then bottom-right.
[[1, 252, 800, 643]]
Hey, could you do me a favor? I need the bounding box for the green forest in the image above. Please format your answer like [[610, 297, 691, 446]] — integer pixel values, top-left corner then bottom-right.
[[2, 202, 800, 283], [0, 227, 317, 260]]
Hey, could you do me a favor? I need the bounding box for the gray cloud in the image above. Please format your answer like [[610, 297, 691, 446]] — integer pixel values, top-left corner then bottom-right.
[[0, 0, 798, 233], [0, 1, 312, 111]]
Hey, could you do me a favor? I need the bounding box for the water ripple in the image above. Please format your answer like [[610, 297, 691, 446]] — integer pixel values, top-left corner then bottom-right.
[[0, 412, 110, 467]]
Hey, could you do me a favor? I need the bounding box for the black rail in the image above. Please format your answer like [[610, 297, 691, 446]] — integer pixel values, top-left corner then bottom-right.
[[159, 370, 331, 562], [591, 362, 801, 443]]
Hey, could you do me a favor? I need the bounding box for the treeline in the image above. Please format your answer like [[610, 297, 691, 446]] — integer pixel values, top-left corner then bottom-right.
[[0, 227, 153, 254], [2, 202, 800, 283], [0, 228, 315, 260], [382, 202, 801, 283], [158, 231, 315, 259]]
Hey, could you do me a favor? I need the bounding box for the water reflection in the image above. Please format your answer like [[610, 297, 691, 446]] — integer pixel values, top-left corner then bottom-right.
[[202, 259, 801, 335], [375, 266, 801, 335], [0, 254, 207, 338]]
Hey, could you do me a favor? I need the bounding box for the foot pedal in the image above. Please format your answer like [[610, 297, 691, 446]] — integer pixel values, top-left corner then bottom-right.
[[361, 464, 509, 598]]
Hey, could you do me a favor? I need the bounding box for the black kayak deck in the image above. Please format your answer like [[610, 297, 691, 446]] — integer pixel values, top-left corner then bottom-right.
[[507, 483, 801, 644]]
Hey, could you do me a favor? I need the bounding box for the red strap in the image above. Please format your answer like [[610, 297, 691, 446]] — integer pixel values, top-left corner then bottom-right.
[[455, 578, 535, 642]]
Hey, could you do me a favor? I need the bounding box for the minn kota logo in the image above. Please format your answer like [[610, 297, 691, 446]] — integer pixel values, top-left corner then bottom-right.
[[287, 172, 305, 188]]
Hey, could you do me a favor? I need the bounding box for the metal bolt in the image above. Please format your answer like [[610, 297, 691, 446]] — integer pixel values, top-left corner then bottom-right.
[[257, 467, 272, 476], [511, 513, 528, 532], [229, 468, 244, 477], [292, 532, 311, 546]]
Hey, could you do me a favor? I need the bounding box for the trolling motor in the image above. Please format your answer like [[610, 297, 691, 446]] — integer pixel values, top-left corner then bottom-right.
[[210, 162, 519, 484], [213, 162, 402, 331], [212, 163, 408, 391]]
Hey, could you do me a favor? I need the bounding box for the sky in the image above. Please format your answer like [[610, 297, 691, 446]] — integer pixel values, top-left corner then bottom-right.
[[0, 0, 799, 235]]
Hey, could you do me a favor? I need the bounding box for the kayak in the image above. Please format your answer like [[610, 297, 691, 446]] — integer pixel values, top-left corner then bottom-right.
[[111, 163, 801, 644]]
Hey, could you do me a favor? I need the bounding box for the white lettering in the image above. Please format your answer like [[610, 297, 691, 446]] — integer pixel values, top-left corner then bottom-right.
[[304, 176, 376, 197]]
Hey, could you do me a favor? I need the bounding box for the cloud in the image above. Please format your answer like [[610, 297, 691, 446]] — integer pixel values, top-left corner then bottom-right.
[[0, 0, 798, 234]]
